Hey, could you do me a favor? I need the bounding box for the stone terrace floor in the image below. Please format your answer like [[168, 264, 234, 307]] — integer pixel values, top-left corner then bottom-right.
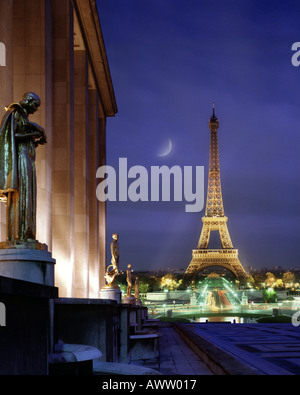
[[130, 324, 214, 375], [188, 322, 300, 375]]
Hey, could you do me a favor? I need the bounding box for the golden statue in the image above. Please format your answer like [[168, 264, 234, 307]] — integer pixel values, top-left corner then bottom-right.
[[126, 264, 133, 296], [104, 233, 121, 288], [134, 276, 140, 300]]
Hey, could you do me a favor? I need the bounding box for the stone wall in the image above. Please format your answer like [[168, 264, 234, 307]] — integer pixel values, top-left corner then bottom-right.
[[0, 276, 58, 374], [0, 0, 117, 298]]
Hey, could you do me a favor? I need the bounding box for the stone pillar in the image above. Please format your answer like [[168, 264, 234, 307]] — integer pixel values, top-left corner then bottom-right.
[[0, 0, 13, 241], [0, 1, 56, 290], [98, 116, 107, 290], [119, 307, 130, 363], [52, 0, 75, 297], [88, 86, 100, 298], [12, 0, 53, 248], [73, 49, 89, 298]]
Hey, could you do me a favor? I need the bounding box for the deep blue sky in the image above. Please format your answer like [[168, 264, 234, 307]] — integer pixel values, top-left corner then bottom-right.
[[97, 0, 300, 273]]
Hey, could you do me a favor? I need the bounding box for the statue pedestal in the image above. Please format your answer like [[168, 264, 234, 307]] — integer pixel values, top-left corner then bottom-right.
[[135, 299, 142, 307], [0, 241, 55, 286], [123, 295, 136, 305], [99, 286, 122, 303]]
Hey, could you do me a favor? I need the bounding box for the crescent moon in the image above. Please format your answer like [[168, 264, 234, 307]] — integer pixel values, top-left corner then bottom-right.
[[157, 138, 173, 157]]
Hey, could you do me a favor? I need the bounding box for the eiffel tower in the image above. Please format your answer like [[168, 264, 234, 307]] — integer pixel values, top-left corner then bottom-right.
[[184, 104, 248, 281]]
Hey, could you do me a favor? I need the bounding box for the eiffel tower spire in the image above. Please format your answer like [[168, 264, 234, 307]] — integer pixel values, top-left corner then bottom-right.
[[184, 105, 248, 281], [211, 101, 217, 121], [206, 103, 224, 218]]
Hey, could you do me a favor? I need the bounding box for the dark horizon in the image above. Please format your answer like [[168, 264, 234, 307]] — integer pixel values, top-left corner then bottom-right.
[[97, 0, 300, 273]]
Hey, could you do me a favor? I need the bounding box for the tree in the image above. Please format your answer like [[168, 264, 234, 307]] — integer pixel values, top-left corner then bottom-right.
[[274, 279, 284, 289], [146, 275, 161, 292], [262, 287, 278, 303], [265, 272, 276, 288], [139, 282, 149, 294], [160, 273, 179, 291], [247, 276, 255, 288], [252, 273, 264, 289], [115, 272, 127, 293], [283, 272, 296, 288]]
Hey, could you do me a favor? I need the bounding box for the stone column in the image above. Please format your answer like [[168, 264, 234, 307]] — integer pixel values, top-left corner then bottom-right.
[[52, 0, 75, 297], [98, 116, 107, 290], [0, 0, 13, 241], [12, 0, 53, 248], [73, 48, 89, 298], [88, 85, 100, 298]]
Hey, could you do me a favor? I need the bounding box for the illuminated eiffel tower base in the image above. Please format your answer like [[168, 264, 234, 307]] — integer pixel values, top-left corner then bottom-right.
[[185, 105, 248, 281]]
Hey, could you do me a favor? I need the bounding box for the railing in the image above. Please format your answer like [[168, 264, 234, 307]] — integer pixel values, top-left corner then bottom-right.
[[192, 249, 238, 255]]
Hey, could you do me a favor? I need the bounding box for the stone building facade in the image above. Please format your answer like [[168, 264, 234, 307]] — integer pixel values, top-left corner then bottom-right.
[[0, 0, 117, 297]]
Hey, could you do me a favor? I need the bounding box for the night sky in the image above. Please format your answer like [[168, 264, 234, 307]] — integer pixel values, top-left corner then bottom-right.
[[97, 0, 300, 273]]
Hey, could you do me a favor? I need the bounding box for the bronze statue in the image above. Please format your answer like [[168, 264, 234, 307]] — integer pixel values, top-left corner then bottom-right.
[[110, 233, 120, 270], [104, 233, 121, 287], [0, 92, 46, 241], [126, 264, 133, 296], [134, 276, 140, 300]]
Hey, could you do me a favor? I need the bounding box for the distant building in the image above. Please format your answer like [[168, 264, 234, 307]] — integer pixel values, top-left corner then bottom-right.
[[0, 0, 117, 297]]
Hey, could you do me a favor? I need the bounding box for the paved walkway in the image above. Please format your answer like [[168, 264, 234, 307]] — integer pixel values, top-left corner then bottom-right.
[[131, 322, 300, 375], [131, 324, 213, 375], [189, 323, 300, 375]]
